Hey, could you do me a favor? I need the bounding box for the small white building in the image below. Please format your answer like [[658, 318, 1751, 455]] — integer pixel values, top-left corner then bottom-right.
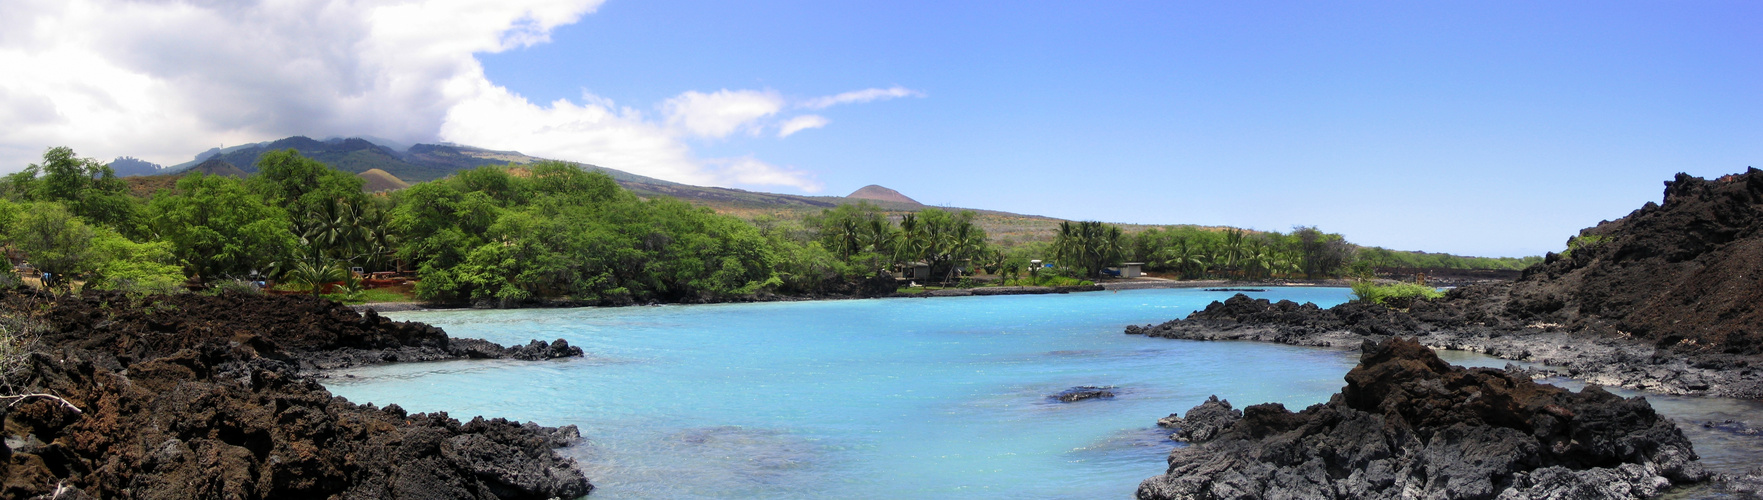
[[1108, 262, 1144, 279]]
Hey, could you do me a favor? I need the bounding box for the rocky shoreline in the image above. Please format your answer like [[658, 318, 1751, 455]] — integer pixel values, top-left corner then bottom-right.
[[0, 289, 592, 498], [1126, 292, 1763, 399], [1130, 170, 1763, 499], [1138, 338, 1714, 500]]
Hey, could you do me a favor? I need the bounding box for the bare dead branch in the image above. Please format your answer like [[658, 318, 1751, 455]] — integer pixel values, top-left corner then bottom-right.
[[3, 393, 82, 414]]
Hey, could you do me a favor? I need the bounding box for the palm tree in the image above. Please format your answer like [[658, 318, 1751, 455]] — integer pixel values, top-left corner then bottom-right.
[[303, 198, 370, 265], [1100, 224, 1124, 274], [893, 213, 922, 277], [284, 260, 347, 295], [943, 220, 984, 283], [355, 205, 398, 273], [1241, 241, 1272, 279], [860, 217, 897, 275], [1161, 238, 1205, 279], [1052, 221, 1125, 278], [1219, 228, 1247, 278], [834, 218, 862, 259], [999, 257, 1024, 285]]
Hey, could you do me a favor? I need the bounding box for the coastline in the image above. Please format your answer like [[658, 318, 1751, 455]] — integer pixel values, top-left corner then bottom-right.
[[347, 282, 1119, 313], [1125, 292, 1763, 399], [1127, 292, 1763, 498], [346, 278, 1381, 314]]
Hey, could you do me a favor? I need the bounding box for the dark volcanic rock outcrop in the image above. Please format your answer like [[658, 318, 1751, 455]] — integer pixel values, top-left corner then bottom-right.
[[1506, 169, 1763, 355], [1156, 395, 1238, 443], [1137, 338, 1708, 500], [31, 291, 580, 371], [0, 290, 590, 498]]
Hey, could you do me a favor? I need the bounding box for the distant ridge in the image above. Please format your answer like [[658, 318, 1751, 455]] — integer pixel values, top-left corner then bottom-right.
[[847, 185, 921, 205], [107, 156, 164, 177], [142, 135, 1047, 220], [358, 168, 410, 193]]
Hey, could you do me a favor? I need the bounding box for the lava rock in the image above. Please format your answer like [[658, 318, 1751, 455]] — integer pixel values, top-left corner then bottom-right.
[[1053, 386, 1116, 403], [1722, 465, 1763, 497], [1136, 338, 1710, 500], [0, 289, 593, 498], [1155, 395, 1239, 443], [503, 339, 584, 361]]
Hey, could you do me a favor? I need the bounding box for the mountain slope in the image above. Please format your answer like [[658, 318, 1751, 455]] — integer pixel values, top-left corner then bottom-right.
[[170, 136, 455, 182], [143, 135, 1102, 244], [154, 136, 951, 210], [357, 168, 410, 192], [107, 156, 164, 177], [188, 157, 247, 178], [847, 185, 921, 205]]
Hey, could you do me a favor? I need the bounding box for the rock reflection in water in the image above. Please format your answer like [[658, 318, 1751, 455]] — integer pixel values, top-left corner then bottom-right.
[[572, 426, 832, 499]]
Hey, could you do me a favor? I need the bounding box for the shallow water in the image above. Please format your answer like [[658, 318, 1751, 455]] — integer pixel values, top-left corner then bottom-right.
[[325, 288, 1761, 498], [1537, 378, 1763, 475]]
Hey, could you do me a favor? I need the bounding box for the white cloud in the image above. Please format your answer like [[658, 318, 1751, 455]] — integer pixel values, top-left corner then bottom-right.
[[441, 86, 710, 184], [801, 86, 923, 109], [0, 0, 604, 168], [703, 157, 822, 192], [777, 115, 830, 138], [0, 0, 901, 192], [661, 89, 784, 139]]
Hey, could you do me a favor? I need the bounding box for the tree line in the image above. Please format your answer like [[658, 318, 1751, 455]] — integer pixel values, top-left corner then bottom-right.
[[0, 147, 1000, 304], [1064, 223, 1535, 280], [0, 146, 1538, 303]]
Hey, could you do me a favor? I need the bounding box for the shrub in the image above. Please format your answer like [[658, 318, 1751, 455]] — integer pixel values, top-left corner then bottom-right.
[[1351, 280, 1444, 306], [1561, 234, 1607, 259]]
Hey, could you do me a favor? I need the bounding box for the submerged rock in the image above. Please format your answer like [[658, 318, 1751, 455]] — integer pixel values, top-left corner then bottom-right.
[[1701, 419, 1763, 437], [1723, 466, 1763, 497], [1053, 386, 1117, 403], [1136, 337, 1709, 500]]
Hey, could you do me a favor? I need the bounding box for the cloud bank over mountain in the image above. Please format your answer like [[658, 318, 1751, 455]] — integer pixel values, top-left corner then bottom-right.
[[0, 0, 916, 192]]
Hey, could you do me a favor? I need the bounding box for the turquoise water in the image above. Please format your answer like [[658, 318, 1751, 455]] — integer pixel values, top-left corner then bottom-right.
[[323, 287, 1760, 498]]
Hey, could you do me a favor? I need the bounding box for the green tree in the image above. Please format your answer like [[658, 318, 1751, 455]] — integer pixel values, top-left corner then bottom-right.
[[1052, 220, 1124, 278], [397, 163, 784, 304], [85, 232, 185, 295], [249, 149, 367, 214], [999, 256, 1026, 285], [5, 147, 136, 230], [284, 260, 347, 295], [942, 218, 986, 282], [10, 203, 95, 290], [1218, 228, 1247, 278], [1159, 237, 1209, 279], [859, 216, 898, 275], [149, 174, 297, 282], [1293, 226, 1353, 278]]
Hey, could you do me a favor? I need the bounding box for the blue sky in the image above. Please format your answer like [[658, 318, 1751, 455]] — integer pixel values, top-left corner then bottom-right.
[[3, 0, 1758, 257], [482, 1, 1760, 257]]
